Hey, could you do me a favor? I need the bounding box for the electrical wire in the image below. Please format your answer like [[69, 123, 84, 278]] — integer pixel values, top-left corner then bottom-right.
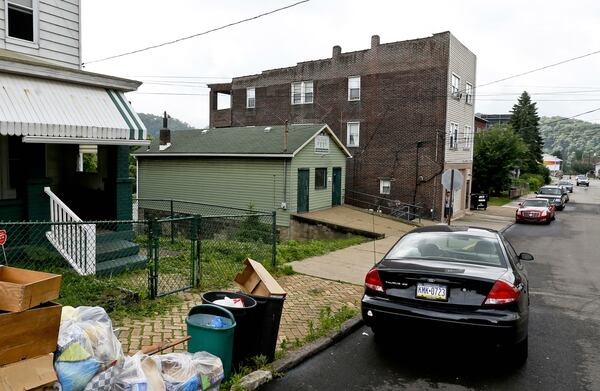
[[82, 0, 310, 66]]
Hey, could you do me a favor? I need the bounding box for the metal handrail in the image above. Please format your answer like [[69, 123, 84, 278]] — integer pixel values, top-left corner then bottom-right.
[[346, 190, 423, 223]]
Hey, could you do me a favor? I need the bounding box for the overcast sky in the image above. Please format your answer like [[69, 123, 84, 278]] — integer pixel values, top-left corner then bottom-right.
[[81, 0, 600, 128]]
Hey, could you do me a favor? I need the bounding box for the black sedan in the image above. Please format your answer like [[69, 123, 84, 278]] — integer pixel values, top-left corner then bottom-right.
[[362, 225, 532, 363]]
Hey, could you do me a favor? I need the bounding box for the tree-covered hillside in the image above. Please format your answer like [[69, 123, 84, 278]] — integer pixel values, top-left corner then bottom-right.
[[541, 116, 600, 157], [138, 113, 195, 138]]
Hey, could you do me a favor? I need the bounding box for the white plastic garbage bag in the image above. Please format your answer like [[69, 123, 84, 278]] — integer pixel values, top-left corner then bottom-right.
[[212, 296, 244, 308], [55, 306, 125, 390], [115, 353, 166, 391], [159, 352, 224, 391]]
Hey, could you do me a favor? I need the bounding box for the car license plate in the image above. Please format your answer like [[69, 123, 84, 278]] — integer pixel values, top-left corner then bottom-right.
[[416, 283, 448, 301]]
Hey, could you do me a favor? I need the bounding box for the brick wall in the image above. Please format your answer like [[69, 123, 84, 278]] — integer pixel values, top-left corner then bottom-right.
[[209, 32, 465, 218]]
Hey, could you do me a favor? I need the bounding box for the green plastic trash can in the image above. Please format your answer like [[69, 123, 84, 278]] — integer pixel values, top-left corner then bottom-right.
[[187, 304, 236, 378]]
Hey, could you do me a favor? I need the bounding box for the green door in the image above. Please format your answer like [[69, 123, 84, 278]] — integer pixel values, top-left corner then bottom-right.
[[332, 167, 342, 206], [297, 169, 310, 213]]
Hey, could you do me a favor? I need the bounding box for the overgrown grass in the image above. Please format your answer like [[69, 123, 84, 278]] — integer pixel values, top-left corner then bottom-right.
[[488, 196, 512, 206], [276, 305, 358, 359]]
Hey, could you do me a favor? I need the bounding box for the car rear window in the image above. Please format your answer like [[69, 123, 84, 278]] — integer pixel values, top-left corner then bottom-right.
[[539, 188, 561, 195], [386, 232, 506, 267]]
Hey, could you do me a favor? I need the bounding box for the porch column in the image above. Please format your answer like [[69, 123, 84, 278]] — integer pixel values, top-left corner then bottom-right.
[[25, 144, 51, 221], [114, 146, 133, 228]]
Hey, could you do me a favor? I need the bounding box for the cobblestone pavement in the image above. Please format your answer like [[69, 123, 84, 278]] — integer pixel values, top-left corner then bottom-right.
[[116, 274, 364, 355]]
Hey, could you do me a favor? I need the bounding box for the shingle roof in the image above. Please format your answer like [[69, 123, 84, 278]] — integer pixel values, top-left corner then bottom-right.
[[135, 124, 351, 157]]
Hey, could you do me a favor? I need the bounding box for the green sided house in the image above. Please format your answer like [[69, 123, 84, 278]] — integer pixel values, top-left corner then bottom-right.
[[134, 124, 351, 228], [0, 50, 149, 275]]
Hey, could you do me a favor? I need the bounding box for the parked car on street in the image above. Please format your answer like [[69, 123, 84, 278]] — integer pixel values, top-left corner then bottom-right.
[[558, 180, 574, 193], [515, 198, 556, 224], [362, 225, 532, 363], [559, 185, 570, 203], [536, 186, 566, 210], [576, 175, 590, 187]]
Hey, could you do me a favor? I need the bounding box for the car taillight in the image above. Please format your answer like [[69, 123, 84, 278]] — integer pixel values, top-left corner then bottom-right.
[[484, 276, 520, 306], [365, 268, 384, 292]]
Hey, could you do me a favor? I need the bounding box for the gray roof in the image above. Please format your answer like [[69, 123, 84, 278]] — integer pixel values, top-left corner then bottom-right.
[[135, 124, 351, 158]]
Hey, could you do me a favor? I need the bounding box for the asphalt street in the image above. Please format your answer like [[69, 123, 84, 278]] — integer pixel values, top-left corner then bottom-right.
[[263, 180, 600, 391]]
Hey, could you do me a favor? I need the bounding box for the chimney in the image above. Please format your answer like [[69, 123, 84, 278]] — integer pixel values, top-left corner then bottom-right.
[[371, 34, 380, 49], [159, 111, 171, 149], [332, 45, 342, 58]]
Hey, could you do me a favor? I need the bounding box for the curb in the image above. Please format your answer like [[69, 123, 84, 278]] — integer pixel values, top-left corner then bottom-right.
[[232, 316, 364, 390]]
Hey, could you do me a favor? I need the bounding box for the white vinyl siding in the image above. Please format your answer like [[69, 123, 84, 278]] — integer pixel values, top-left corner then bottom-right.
[[445, 33, 476, 164], [246, 87, 255, 108], [291, 81, 313, 105], [348, 76, 360, 101], [0, 0, 81, 69], [451, 73, 460, 97], [380, 179, 391, 195], [346, 122, 360, 147], [465, 82, 473, 104]]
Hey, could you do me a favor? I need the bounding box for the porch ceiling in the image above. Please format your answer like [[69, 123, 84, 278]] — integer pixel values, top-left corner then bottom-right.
[[0, 73, 149, 145]]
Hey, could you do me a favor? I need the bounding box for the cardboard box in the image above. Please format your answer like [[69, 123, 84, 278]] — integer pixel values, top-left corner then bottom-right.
[[0, 354, 56, 391], [234, 258, 286, 297], [0, 266, 61, 312], [0, 302, 61, 366]]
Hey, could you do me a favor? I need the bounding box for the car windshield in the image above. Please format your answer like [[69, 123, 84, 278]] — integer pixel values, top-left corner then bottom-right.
[[522, 199, 547, 207], [386, 232, 506, 267], [578, 176, 587, 179], [539, 188, 561, 195], [559, 181, 570, 185]]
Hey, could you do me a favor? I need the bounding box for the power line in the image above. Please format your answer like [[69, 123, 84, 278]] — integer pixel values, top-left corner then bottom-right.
[[477, 49, 600, 89], [82, 0, 310, 66]]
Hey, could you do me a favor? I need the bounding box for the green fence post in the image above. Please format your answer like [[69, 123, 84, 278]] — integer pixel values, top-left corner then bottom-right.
[[170, 199, 174, 244], [148, 218, 157, 299], [196, 215, 202, 289], [271, 211, 277, 267]]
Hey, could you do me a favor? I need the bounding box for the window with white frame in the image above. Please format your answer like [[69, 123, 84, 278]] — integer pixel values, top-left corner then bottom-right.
[[0, 136, 17, 200], [347, 122, 360, 147], [291, 81, 314, 105], [465, 83, 473, 104], [449, 123, 459, 149], [246, 87, 256, 108], [6, 0, 36, 42], [348, 76, 361, 101], [451, 74, 460, 97], [380, 179, 391, 195], [464, 125, 473, 150]]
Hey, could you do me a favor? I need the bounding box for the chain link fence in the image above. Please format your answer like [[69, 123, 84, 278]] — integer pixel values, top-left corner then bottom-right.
[[0, 220, 151, 311], [0, 200, 277, 307], [134, 198, 277, 292]]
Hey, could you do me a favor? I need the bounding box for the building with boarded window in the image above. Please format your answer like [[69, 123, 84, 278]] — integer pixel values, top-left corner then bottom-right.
[[134, 124, 351, 228]]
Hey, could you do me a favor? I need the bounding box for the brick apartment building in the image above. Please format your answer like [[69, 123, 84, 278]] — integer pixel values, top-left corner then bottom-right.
[[208, 32, 476, 221]]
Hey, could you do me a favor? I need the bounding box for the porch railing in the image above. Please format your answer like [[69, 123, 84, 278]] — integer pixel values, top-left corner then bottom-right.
[[44, 187, 96, 275], [345, 190, 423, 223]]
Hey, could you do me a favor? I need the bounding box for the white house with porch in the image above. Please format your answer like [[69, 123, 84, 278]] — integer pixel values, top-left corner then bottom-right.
[[0, 0, 149, 275]]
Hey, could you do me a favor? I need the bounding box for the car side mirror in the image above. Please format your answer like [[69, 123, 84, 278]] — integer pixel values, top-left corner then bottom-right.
[[518, 203, 523, 207], [519, 252, 534, 261]]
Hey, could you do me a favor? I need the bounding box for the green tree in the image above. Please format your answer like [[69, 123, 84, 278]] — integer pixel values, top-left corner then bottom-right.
[[509, 92, 543, 173], [473, 125, 528, 195]]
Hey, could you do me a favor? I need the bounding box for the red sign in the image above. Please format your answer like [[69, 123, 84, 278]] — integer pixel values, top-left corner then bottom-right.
[[0, 230, 6, 246]]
